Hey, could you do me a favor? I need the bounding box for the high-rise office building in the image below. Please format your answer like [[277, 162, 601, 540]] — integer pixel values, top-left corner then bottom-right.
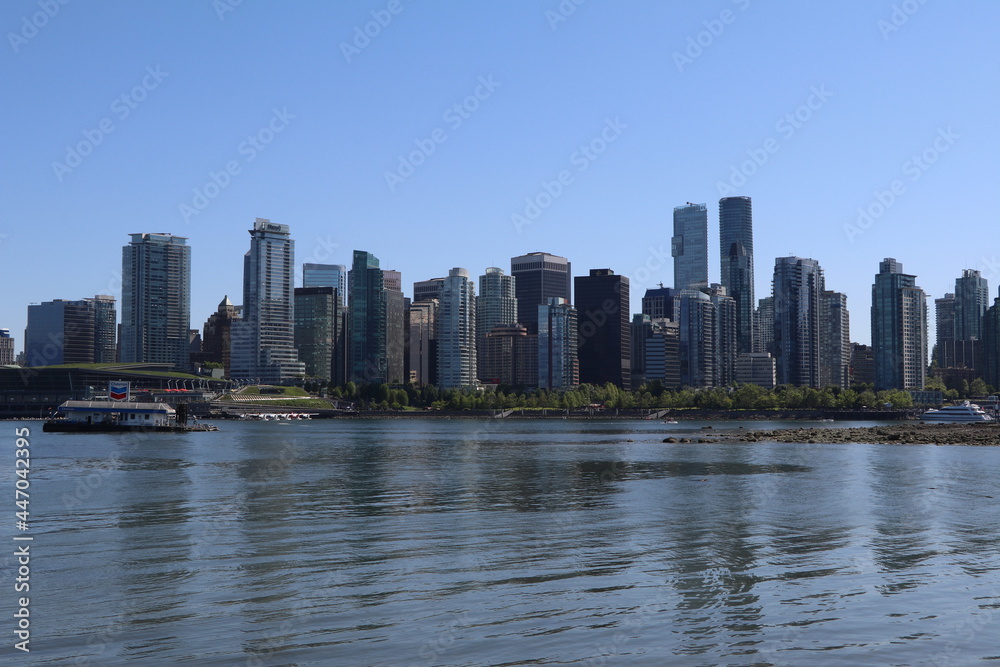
[[850, 343, 876, 386], [230, 219, 305, 383], [755, 296, 774, 354], [302, 263, 347, 308], [643, 318, 681, 389], [413, 277, 445, 303], [437, 268, 476, 389], [772, 257, 824, 387], [982, 289, 1000, 389], [294, 286, 346, 384], [0, 329, 13, 365], [384, 270, 406, 384], [872, 258, 927, 390], [481, 324, 536, 387], [120, 232, 190, 369], [25, 297, 114, 367], [349, 250, 387, 385], [707, 285, 737, 386], [631, 314, 652, 387], [955, 269, 989, 341], [641, 286, 676, 321], [538, 298, 578, 390], [676, 290, 715, 388], [476, 267, 517, 380], [819, 290, 851, 388], [672, 203, 708, 291], [510, 252, 571, 333], [934, 292, 956, 367], [87, 295, 117, 363], [408, 300, 438, 386], [575, 269, 630, 389], [719, 196, 754, 354]]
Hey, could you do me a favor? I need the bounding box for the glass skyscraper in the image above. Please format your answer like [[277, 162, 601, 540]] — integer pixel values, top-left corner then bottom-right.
[[772, 256, 824, 387], [719, 196, 754, 354], [302, 263, 347, 308], [510, 252, 571, 334], [672, 203, 708, 291], [349, 250, 386, 385], [120, 232, 190, 369], [230, 219, 304, 383]]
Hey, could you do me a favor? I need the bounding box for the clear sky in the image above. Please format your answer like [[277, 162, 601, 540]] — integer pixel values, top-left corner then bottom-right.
[[3, 1, 999, 355]]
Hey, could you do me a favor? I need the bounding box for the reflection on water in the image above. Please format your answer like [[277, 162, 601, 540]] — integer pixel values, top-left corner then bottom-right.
[[26, 419, 1000, 665]]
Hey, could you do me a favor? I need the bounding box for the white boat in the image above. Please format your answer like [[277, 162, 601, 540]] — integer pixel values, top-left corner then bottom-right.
[[921, 401, 994, 423]]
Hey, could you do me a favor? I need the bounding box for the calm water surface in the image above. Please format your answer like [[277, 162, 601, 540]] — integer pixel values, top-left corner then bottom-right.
[[15, 418, 1000, 665]]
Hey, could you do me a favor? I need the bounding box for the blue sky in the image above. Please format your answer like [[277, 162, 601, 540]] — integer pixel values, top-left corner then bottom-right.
[[3, 1, 998, 353]]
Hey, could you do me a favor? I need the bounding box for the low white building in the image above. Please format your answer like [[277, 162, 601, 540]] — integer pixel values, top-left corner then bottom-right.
[[56, 400, 177, 427]]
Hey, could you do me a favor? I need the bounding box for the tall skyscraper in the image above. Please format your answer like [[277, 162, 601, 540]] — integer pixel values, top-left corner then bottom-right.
[[349, 250, 386, 385], [476, 267, 517, 380], [982, 289, 1000, 390], [230, 219, 304, 383], [820, 290, 850, 388], [955, 269, 989, 341], [872, 258, 927, 390], [719, 196, 754, 354], [120, 232, 190, 369], [672, 203, 708, 291], [408, 300, 438, 386], [437, 268, 476, 389], [772, 256, 824, 387], [676, 289, 716, 388], [510, 252, 571, 333], [934, 292, 956, 367], [87, 295, 117, 363], [538, 297, 578, 390], [755, 296, 774, 354], [643, 318, 681, 389], [707, 284, 737, 386], [384, 269, 406, 384], [302, 263, 347, 308], [575, 269, 630, 389], [294, 286, 347, 384], [25, 299, 92, 366]]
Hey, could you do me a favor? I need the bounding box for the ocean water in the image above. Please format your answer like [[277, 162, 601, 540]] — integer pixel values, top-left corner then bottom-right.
[[13, 418, 1000, 665]]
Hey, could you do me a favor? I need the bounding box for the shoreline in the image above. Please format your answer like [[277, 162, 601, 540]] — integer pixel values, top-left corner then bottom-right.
[[716, 422, 1000, 446]]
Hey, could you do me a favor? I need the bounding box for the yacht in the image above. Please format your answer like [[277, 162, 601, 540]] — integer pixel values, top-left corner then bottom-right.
[[921, 401, 995, 423]]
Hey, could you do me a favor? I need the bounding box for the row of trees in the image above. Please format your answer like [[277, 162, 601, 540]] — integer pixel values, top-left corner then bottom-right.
[[297, 379, 946, 412]]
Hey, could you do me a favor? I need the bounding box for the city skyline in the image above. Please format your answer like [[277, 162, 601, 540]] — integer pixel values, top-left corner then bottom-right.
[[3, 3, 999, 353]]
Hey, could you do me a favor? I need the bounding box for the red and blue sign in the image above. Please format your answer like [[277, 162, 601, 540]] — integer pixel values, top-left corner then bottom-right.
[[109, 381, 129, 401]]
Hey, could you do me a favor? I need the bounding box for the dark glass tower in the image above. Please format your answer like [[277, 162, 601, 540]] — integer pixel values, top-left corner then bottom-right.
[[349, 250, 386, 385], [510, 252, 571, 334], [574, 269, 630, 389], [672, 203, 708, 291], [719, 196, 754, 354], [772, 256, 823, 387]]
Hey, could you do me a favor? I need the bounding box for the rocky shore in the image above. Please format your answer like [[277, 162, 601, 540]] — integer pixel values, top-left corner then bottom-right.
[[718, 422, 1000, 446]]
